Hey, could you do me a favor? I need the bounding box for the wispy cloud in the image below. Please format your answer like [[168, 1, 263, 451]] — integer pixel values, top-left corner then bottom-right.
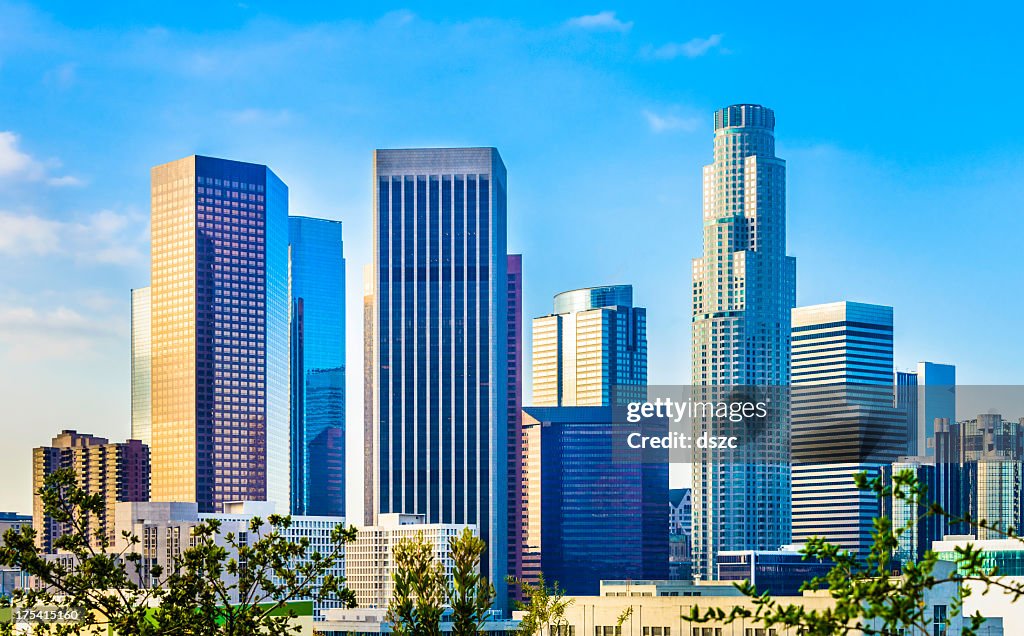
[[646, 34, 724, 59], [0, 208, 146, 264], [0, 131, 83, 186], [642, 109, 700, 133], [565, 11, 633, 33], [0, 303, 123, 362]]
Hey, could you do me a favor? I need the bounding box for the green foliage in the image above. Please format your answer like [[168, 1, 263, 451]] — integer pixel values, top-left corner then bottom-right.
[[686, 468, 1023, 636], [0, 468, 357, 635], [510, 573, 573, 636], [449, 528, 495, 636], [386, 531, 447, 636]]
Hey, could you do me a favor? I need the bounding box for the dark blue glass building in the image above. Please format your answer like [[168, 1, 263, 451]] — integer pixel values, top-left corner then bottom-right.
[[289, 216, 346, 516], [367, 148, 509, 607], [521, 406, 668, 596]]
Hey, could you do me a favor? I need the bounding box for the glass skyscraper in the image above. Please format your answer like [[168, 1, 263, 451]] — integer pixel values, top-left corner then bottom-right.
[[505, 254, 524, 597], [691, 104, 796, 580], [131, 286, 152, 446], [367, 148, 508, 606], [150, 155, 290, 513], [532, 285, 647, 407], [289, 216, 346, 517], [521, 406, 668, 595], [790, 301, 906, 557]]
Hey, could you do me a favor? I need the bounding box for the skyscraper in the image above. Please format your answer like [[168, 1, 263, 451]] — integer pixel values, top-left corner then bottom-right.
[[532, 285, 646, 407], [33, 430, 150, 552], [691, 104, 796, 580], [521, 406, 668, 595], [917, 362, 956, 457], [367, 148, 508, 605], [150, 155, 290, 513], [131, 286, 152, 446], [289, 216, 346, 517], [790, 301, 906, 556], [895, 370, 919, 456], [363, 264, 376, 527], [505, 254, 524, 595]]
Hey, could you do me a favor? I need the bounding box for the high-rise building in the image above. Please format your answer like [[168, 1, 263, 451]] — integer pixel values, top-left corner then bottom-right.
[[791, 301, 906, 557], [131, 287, 152, 446], [367, 148, 508, 606], [881, 456, 940, 565], [149, 155, 290, 513], [532, 285, 646, 407], [521, 406, 668, 595], [895, 370, 919, 456], [917, 362, 956, 457], [690, 104, 796, 580], [33, 430, 149, 552], [289, 216, 346, 517], [362, 264, 375, 527], [505, 254, 524, 596]]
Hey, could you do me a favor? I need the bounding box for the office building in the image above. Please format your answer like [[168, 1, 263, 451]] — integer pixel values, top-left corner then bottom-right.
[[669, 488, 693, 581], [33, 430, 149, 552], [289, 216, 346, 517], [895, 370, 919, 456], [881, 456, 941, 565], [317, 608, 520, 635], [791, 302, 906, 557], [131, 286, 152, 446], [363, 264, 375, 526], [917, 362, 956, 457], [532, 285, 646, 407], [367, 148, 509, 605], [521, 406, 668, 595], [149, 155, 290, 513], [344, 513, 473, 609], [505, 254, 524, 595], [691, 104, 796, 580], [114, 500, 346, 619], [717, 550, 832, 595]]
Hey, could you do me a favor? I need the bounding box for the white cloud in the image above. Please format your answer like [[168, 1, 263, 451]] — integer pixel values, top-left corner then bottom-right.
[[566, 11, 633, 32], [642, 109, 700, 133], [0, 208, 145, 264], [0, 304, 123, 362], [647, 34, 724, 59], [0, 131, 83, 186]]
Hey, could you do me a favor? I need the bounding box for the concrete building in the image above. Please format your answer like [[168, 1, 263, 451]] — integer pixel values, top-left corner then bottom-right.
[[344, 513, 473, 609], [316, 607, 519, 635], [131, 286, 152, 446], [33, 430, 149, 552], [690, 104, 796, 580], [149, 155, 290, 513]]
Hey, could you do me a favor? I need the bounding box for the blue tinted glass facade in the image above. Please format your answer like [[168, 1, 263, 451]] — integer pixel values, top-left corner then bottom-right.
[[370, 148, 508, 608], [522, 406, 668, 596], [288, 216, 346, 516]]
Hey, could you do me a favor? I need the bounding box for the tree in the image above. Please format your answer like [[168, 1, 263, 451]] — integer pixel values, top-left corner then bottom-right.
[[510, 574, 574, 636], [449, 528, 495, 636], [0, 468, 357, 635], [386, 531, 446, 636], [686, 469, 1023, 636]]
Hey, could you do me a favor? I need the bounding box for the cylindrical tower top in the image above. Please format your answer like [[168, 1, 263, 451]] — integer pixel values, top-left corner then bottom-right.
[[714, 104, 775, 132], [553, 285, 633, 314]]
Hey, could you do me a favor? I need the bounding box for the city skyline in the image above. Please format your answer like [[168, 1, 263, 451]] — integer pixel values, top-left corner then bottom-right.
[[2, 3, 1024, 518]]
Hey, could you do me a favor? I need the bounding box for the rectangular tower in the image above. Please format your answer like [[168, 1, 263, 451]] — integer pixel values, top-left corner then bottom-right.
[[505, 254, 524, 595], [790, 301, 906, 556], [691, 104, 796, 580], [917, 361, 956, 456], [150, 155, 290, 512], [368, 148, 508, 606], [131, 286, 152, 446], [289, 216, 346, 516]]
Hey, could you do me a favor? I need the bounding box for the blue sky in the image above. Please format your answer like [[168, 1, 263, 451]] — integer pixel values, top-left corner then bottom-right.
[[1, 1, 1022, 516]]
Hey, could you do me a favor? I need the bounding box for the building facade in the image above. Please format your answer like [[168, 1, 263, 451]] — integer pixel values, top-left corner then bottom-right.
[[532, 285, 646, 407], [33, 431, 149, 552], [367, 148, 509, 605], [289, 216, 346, 517], [895, 370, 919, 456], [917, 362, 956, 457], [131, 286, 152, 446], [149, 155, 290, 513], [344, 513, 472, 609], [521, 406, 668, 595], [690, 104, 796, 580], [791, 301, 906, 557], [505, 254, 524, 596]]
